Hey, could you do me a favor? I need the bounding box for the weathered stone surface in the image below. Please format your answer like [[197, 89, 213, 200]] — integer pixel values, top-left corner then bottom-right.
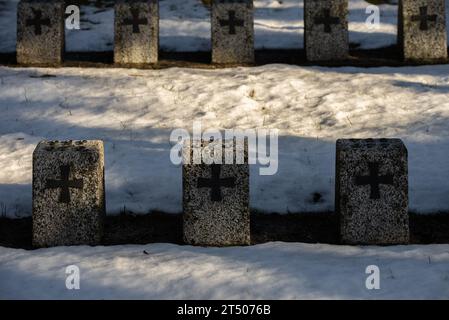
[[336, 139, 409, 245], [114, 0, 159, 64], [304, 0, 349, 61], [183, 139, 250, 246], [33, 140, 105, 247], [211, 0, 254, 64], [398, 0, 447, 61], [17, 0, 65, 65]]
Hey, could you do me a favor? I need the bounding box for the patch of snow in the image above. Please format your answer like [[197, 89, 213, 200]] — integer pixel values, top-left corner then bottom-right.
[[1, 65, 449, 216], [1, 242, 449, 299], [0, 0, 19, 53]]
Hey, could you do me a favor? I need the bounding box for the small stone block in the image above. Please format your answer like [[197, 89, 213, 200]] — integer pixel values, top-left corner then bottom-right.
[[304, 0, 349, 61], [336, 139, 409, 245], [183, 139, 250, 246], [114, 0, 159, 64], [399, 0, 448, 61], [32, 140, 105, 247], [17, 0, 65, 65], [211, 0, 255, 64]]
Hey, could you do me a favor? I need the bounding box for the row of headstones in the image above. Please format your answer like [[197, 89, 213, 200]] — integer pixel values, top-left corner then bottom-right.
[[32, 138, 409, 248], [17, 0, 448, 65]]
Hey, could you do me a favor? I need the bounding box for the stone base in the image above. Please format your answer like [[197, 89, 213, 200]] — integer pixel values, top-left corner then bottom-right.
[[183, 139, 250, 246], [305, 0, 349, 61], [32, 140, 105, 247], [114, 0, 159, 65], [398, 0, 448, 62], [336, 139, 409, 245], [211, 0, 255, 64], [17, 0, 65, 65]]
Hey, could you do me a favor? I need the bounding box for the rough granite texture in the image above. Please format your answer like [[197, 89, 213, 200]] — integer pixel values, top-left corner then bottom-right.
[[17, 0, 65, 65], [211, 0, 254, 64], [336, 139, 409, 245], [304, 0, 349, 61], [183, 139, 250, 246], [398, 0, 447, 61], [32, 140, 105, 247], [114, 0, 159, 64]]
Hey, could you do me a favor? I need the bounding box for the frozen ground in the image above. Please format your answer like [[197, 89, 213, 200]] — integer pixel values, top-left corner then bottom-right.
[[1, 242, 448, 299], [0, 0, 426, 53], [1, 64, 449, 217]]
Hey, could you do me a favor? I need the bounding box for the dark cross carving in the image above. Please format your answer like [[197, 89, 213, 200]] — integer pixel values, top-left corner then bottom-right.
[[197, 164, 236, 202], [314, 9, 340, 33], [46, 165, 83, 204], [123, 8, 148, 33], [26, 8, 51, 36], [219, 10, 244, 35], [355, 162, 393, 200], [411, 6, 437, 31]]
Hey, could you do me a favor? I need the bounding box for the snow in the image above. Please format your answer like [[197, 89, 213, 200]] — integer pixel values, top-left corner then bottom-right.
[[1, 0, 448, 300], [1, 64, 449, 217], [0, 0, 441, 53], [1, 242, 448, 299]]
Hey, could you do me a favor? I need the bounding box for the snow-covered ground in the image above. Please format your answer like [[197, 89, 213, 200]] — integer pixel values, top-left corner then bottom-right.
[[1, 242, 449, 299], [1, 64, 449, 217], [1, 0, 448, 301], [0, 0, 418, 53]]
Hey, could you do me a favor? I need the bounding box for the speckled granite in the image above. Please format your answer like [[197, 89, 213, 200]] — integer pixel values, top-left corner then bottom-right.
[[211, 0, 254, 64], [183, 139, 250, 246], [114, 0, 159, 65], [304, 0, 348, 61], [32, 140, 105, 247], [16, 0, 65, 65], [398, 0, 447, 62], [336, 139, 409, 245]]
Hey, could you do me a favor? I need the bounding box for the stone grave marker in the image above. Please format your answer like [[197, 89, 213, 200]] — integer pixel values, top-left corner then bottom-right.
[[183, 139, 250, 246], [211, 0, 254, 64], [335, 139, 409, 245], [399, 0, 447, 61], [33, 140, 105, 247], [304, 0, 349, 61], [114, 0, 159, 64], [17, 0, 65, 65]]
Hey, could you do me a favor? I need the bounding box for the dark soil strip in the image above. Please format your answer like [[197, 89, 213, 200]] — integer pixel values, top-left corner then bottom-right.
[[1, 212, 448, 250], [1, 46, 448, 69]]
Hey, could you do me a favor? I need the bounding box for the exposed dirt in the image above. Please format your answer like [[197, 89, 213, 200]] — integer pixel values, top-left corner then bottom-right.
[[1, 46, 448, 69], [1, 211, 448, 250]]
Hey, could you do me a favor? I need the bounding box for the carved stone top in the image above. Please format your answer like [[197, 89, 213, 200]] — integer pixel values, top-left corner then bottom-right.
[[34, 140, 102, 153]]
